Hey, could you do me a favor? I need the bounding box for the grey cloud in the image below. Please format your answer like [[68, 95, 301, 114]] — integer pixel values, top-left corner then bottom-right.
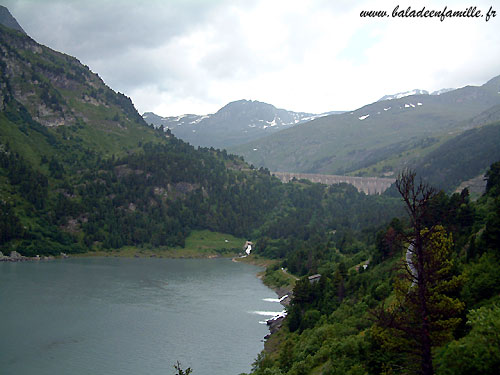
[[6, 0, 228, 58], [3, 0, 237, 98]]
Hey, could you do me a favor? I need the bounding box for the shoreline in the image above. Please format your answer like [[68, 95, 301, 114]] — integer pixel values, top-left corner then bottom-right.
[[0, 250, 63, 262], [0, 249, 244, 263], [233, 254, 293, 299], [73, 250, 240, 259], [233, 254, 293, 339]]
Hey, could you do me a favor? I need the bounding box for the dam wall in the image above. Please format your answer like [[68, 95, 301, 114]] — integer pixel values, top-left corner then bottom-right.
[[272, 172, 395, 195]]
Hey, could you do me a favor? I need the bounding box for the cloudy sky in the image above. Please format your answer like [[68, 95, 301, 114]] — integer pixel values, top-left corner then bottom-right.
[[3, 0, 500, 116]]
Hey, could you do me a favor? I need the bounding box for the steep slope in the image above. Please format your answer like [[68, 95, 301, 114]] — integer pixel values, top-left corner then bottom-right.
[[414, 121, 500, 192], [143, 100, 338, 149], [0, 24, 166, 169], [0, 5, 26, 34], [232, 75, 500, 175]]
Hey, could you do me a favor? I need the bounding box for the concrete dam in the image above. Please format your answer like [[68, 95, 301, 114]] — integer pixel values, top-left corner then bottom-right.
[[272, 172, 395, 195]]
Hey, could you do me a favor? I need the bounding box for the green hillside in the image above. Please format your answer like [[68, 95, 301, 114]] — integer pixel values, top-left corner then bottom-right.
[[0, 23, 402, 257], [0, 24, 162, 164], [247, 163, 500, 375], [413, 121, 500, 192]]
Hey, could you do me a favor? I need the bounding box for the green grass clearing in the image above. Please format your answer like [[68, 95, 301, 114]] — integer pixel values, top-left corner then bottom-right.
[[77, 229, 247, 258]]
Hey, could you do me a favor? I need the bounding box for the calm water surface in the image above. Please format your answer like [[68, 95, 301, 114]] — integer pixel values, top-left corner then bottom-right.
[[0, 258, 283, 375]]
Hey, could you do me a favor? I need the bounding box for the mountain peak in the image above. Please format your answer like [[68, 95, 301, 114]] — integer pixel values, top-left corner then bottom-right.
[[378, 89, 429, 102], [483, 74, 500, 88], [0, 6, 26, 34], [142, 99, 318, 148]]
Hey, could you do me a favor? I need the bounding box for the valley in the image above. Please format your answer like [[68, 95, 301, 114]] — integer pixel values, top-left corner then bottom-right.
[[1, 5, 500, 375]]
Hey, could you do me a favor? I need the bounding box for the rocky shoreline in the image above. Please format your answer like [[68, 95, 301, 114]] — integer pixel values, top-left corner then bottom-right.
[[232, 256, 294, 338], [264, 287, 292, 338], [0, 250, 68, 262]]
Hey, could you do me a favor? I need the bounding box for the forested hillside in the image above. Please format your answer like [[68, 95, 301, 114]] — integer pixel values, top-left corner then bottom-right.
[[247, 163, 500, 375], [0, 22, 402, 257], [413, 121, 500, 192]]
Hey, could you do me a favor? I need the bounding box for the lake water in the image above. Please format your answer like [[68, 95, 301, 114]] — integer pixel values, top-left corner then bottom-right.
[[0, 258, 283, 375]]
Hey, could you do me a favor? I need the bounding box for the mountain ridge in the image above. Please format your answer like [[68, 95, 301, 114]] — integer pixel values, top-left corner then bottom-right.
[[143, 99, 344, 149], [378, 88, 456, 101], [231, 74, 500, 187], [0, 5, 26, 34]]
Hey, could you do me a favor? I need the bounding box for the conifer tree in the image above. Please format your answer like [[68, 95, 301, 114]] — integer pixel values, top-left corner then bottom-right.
[[373, 170, 464, 375]]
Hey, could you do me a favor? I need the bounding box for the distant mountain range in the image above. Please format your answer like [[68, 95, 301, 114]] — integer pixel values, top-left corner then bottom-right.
[[143, 76, 500, 192], [378, 88, 455, 101], [143, 100, 343, 148], [231, 75, 500, 185]]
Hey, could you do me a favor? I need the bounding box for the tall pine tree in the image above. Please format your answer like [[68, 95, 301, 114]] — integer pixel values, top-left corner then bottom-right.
[[373, 170, 464, 375]]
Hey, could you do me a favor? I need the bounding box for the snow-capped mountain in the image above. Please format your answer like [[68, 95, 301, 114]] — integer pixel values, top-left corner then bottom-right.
[[143, 99, 342, 149], [378, 89, 429, 101], [430, 88, 455, 96], [378, 87, 457, 102], [233, 75, 500, 176]]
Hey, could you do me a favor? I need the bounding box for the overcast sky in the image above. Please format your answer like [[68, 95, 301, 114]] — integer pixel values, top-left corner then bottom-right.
[[3, 0, 500, 116]]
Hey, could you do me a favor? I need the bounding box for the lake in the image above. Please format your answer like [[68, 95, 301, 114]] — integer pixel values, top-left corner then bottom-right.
[[0, 257, 283, 375]]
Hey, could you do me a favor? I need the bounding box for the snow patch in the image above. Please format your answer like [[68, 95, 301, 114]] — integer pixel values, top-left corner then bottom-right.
[[431, 88, 454, 96], [380, 89, 429, 101], [266, 116, 278, 127], [190, 115, 209, 125]]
